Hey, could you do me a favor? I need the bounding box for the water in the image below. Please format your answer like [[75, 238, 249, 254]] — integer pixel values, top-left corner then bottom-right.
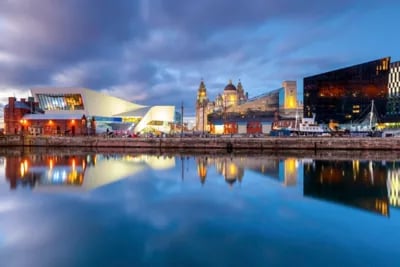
[[0, 150, 399, 267]]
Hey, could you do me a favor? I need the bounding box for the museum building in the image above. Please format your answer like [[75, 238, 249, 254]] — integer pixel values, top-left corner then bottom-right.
[[4, 87, 176, 136]]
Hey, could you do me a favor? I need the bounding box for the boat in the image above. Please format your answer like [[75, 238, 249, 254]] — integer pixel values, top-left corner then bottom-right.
[[271, 113, 328, 136], [291, 114, 328, 136]]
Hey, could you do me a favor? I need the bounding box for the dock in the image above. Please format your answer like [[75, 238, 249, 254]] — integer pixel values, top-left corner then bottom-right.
[[2, 135, 400, 151]]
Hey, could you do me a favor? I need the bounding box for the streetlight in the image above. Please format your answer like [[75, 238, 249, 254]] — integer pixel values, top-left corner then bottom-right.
[[181, 101, 184, 138], [202, 101, 206, 136]]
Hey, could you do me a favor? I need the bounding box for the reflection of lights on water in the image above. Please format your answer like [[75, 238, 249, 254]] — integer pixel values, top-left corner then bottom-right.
[[20, 162, 25, 178], [283, 158, 298, 186], [353, 160, 359, 181], [388, 170, 400, 207], [20, 160, 29, 178], [375, 199, 388, 216]]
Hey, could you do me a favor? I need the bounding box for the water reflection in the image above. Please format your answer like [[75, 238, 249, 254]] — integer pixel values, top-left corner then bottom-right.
[[303, 160, 390, 216], [196, 156, 299, 187], [5, 153, 175, 192], [3, 152, 400, 216]]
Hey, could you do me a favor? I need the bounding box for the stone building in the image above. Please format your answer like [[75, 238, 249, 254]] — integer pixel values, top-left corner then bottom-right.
[[195, 79, 299, 135]]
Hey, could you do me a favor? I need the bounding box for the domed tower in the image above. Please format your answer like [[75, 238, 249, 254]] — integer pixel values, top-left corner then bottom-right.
[[222, 159, 244, 187], [196, 79, 208, 104], [237, 80, 247, 104], [196, 80, 209, 132], [197, 157, 208, 185], [223, 80, 238, 108]]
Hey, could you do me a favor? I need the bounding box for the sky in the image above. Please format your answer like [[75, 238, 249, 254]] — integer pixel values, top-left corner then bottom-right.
[[0, 0, 399, 116]]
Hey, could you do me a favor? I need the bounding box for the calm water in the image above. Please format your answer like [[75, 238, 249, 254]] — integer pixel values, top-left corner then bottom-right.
[[0, 150, 399, 267]]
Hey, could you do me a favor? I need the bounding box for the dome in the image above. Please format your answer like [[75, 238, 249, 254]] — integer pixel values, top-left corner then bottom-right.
[[224, 80, 237, 91]]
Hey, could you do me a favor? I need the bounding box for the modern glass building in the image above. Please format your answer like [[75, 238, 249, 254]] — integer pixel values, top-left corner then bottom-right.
[[303, 57, 390, 124], [386, 61, 400, 123]]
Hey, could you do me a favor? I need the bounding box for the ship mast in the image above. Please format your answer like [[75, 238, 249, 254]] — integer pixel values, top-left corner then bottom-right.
[[369, 100, 374, 130]]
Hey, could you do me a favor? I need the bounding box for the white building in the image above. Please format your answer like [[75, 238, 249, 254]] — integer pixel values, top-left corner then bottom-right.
[[26, 87, 176, 134]]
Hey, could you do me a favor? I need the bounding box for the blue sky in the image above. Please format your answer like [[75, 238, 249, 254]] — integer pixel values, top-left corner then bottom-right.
[[0, 0, 399, 115]]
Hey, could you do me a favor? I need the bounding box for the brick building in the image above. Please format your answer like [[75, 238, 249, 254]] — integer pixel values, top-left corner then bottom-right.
[[3, 96, 91, 136], [4, 97, 42, 135]]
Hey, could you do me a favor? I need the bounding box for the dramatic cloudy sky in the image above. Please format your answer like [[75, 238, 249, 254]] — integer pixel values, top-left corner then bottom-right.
[[0, 0, 399, 115]]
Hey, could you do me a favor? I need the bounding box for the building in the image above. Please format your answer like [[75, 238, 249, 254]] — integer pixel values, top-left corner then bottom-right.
[[196, 80, 300, 135], [279, 81, 300, 118], [4, 87, 176, 136], [4, 96, 44, 135], [303, 57, 390, 124], [386, 61, 400, 124], [195, 79, 248, 133], [195, 80, 209, 132]]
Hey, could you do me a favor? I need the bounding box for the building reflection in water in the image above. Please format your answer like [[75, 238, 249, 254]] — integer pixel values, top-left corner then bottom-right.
[[5, 153, 175, 191], [195, 156, 299, 187], [303, 160, 390, 216], [6, 153, 400, 215], [387, 162, 400, 208]]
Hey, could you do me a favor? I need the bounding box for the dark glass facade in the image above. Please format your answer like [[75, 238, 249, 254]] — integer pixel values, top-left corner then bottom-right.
[[303, 57, 390, 124]]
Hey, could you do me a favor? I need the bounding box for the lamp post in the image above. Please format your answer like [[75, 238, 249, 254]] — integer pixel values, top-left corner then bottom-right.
[[181, 101, 184, 138], [202, 101, 205, 136], [223, 97, 227, 134]]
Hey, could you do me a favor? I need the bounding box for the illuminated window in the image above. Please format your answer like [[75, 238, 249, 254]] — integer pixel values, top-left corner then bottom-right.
[[37, 94, 84, 111]]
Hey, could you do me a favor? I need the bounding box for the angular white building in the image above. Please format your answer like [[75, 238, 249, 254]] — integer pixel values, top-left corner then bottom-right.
[[25, 87, 176, 134]]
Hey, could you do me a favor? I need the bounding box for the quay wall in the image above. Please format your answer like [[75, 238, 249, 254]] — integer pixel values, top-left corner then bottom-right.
[[2, 135, 400, 151]]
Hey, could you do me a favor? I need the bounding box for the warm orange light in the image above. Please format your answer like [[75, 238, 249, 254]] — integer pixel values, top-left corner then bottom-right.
[[48, 120, 53, 125], [71, 120, 75, 124], [24, 160, 28, 173], [20, 162, 25, 177]]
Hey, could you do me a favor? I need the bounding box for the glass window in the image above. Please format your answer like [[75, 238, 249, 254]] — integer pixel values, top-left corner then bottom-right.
[[36, 94, 84, 111]]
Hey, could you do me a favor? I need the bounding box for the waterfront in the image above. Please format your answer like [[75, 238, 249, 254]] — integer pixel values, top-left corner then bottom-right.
[[4, 135, 400, 151], [0, 149, 399, 267]]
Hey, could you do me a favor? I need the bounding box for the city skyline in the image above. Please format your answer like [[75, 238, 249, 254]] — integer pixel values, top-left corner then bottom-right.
[[0, 0, 399, 116]]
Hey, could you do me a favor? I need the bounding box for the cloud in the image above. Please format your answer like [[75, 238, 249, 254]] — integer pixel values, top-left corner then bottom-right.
[[0, 0, 399, 113]]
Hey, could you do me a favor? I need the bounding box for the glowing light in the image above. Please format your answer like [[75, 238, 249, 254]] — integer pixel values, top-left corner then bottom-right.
[[284, 158, 298, 186], [24, 160, 28, 175], [20, 162, 25, 177]]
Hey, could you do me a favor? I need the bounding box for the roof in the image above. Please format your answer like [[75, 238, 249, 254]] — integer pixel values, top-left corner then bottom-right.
[[5, 102, 31, 110], [224, 83, 237, 91], [22, 113, 85, 120]]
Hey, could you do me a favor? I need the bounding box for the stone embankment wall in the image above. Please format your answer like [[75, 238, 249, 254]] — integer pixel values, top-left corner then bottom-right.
[[1, 135, 400, 150]]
